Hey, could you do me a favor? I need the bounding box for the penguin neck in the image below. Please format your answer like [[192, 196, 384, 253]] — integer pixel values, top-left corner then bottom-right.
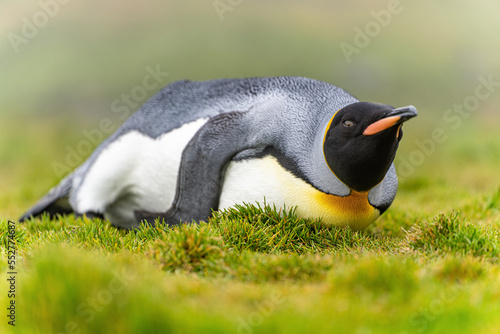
[[312, 123, 351, 196]]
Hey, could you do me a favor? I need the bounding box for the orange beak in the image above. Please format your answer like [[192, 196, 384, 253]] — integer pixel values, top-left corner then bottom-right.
[[363, 105, 417, 136]]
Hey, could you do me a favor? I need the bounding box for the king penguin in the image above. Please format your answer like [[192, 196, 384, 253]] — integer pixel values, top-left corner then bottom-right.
[[20, 76, 417, 230]]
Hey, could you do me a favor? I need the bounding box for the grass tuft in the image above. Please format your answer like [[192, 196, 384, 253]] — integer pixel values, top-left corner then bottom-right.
[[406, 212, 500, 259], [148, 222, 225, 273], [0, 219, 28, 251], [212, 202, 393, 254]]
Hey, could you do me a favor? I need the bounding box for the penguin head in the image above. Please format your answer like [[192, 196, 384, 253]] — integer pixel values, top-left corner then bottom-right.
[[323, 102, 417, 192]]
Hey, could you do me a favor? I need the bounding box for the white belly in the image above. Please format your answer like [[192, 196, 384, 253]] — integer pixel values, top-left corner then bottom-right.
[[73, 118, 208, 228], [219, 156, 291, 210]]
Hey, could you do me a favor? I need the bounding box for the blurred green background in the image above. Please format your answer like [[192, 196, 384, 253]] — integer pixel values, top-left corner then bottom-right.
[[1, 0, 500, 218]]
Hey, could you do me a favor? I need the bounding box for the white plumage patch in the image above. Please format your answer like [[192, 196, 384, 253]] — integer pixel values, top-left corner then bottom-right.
[[73, 118, 208, 228], [219, 156, 288, 210]]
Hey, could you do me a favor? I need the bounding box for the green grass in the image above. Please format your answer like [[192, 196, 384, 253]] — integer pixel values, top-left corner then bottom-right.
[[1, 195, 500, 333], [406, 212, 500, 259]]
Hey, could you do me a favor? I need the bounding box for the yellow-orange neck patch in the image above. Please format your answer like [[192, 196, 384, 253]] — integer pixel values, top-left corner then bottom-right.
[[312, 190, 379, 230]]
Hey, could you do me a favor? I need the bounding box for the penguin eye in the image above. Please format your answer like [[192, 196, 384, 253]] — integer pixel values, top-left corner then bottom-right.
[[343, 120, 355, 128]]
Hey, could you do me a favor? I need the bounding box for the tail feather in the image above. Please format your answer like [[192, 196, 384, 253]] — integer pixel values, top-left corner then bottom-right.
[[19, 174, 74, 222]]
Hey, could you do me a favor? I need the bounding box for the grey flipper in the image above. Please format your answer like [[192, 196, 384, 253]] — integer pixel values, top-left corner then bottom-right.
[[19, 174, 74, 222], [135, 110, 265, 226]]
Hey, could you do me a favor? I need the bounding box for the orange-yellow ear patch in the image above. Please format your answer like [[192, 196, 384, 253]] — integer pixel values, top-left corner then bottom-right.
[[363, 116, 401, 136]]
